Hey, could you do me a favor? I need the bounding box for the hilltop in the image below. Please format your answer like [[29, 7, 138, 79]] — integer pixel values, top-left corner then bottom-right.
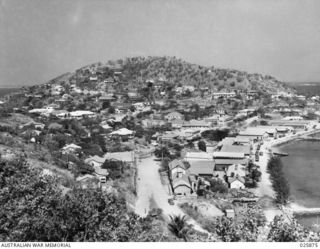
[[27, 56, 293, 95]]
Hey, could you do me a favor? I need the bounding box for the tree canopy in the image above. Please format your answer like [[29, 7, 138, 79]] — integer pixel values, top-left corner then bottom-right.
[[0, 158, 161, 242]]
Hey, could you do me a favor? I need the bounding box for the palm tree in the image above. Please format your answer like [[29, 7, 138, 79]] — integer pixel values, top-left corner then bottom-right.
[[168, 214, 190, 242]]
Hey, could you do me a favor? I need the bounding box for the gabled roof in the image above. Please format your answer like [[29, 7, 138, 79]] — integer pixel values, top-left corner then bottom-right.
[[228, 176, 245, 184], [172, 175, 191, 189], [169, 159, 187, 170]]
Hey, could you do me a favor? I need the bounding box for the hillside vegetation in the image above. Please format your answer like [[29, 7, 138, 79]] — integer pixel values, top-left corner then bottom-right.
[[36, 56, 292, 94]]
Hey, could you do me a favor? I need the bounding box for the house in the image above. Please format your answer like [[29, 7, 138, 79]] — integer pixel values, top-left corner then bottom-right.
[[212, 92, 236, 99], [160, 132, 180, 142], [214, 158, 247, 171], [188, 160, 215, 177], [52, 110, 69, 119], [89, 76, 98, 81], [169, 159, 188, 179], [165, 111, 184, 121], [283, 116, 303, 121], [171, 119, 184, 129], [104, 151, 135, 166], [182, 120, 210, 129], [228, 176, 245, 189], [183, 85, 195, 92], [99, 95, 116, 102], [237, 126, 277, 142], [225, 209, 235, 218], [61, 143, 81, 154], [220, 144, 251, 157], [85, 156, 105, 167], [70, 110, 96, 119], [76, 174, 97, 189], [172, 175, 193, 196], [110, 128, 134, 138], [20, 121, 45, 130]]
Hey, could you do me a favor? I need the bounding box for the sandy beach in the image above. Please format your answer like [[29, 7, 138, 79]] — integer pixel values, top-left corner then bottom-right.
[[253, 125, 320, 221]]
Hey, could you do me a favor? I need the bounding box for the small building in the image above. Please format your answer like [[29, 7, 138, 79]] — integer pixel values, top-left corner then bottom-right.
[[172, 176, 193, 196], [212, 92, 236, 100], [110, 128, 134, 138], [104, 151, 135, 166], [61, 143, 81, 155], [85, 156, 106, 167], [214, 158, 248, 171], [182, 119, 210, 129], [70, 110, 96, 119], [225, 209, 235, 218], [169, 159, 188, 179], [165, 111, 184, 121], [228, 176, 245, 189]]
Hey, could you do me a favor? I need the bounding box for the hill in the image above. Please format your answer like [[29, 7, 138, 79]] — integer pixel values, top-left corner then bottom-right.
[[31, 56, 293, 95]]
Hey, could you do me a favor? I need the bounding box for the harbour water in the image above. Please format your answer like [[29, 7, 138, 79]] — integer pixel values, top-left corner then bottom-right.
[[0, 88, 19, 97], [278, 138, 320, 229]]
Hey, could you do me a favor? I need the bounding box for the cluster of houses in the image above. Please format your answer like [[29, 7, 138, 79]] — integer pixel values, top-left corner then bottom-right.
[[168, 120, 319, 198]]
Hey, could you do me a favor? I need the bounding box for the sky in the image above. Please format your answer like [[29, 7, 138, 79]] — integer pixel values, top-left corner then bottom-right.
[[1, 0, 320, 87]]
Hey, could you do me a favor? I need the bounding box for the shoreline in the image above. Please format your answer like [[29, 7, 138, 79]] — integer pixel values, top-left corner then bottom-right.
[[255, 126, 320, 222]]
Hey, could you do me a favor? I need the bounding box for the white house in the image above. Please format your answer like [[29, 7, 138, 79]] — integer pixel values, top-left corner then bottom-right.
[[228, 177, 245, 189], [165, 111, 184, 121], [70, 110, 96, 119], [61, 144, 81, 154], [212, 92, 236, 99], [85, 156, 105, 167]]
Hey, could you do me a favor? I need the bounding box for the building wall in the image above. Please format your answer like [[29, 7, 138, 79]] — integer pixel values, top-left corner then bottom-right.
[[171, 168, 186, 178], [174, 185, 192, 196], [230, 180, 245, 189]]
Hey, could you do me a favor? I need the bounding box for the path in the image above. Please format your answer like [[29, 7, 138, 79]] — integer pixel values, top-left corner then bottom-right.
[[135, 155, 210, 234]]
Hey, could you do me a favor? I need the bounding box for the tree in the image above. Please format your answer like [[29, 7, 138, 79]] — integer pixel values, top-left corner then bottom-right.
[[0, 157, 162, 242], [108, 106, 115, 114], [268, 215, 319, 242], [102, 101, 110, 109], [168, 215, 191, 242], [198, 140, 206, 152], [102, 159, 124, 179], [208, 178, 228, 193], [267, 157, 290, 205]]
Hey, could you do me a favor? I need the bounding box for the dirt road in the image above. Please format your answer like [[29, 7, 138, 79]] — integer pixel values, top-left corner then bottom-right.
[[135, 156, 209, 234]]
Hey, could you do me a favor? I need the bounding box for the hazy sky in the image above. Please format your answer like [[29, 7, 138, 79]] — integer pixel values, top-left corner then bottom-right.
[[1, 0, 320, 87]]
